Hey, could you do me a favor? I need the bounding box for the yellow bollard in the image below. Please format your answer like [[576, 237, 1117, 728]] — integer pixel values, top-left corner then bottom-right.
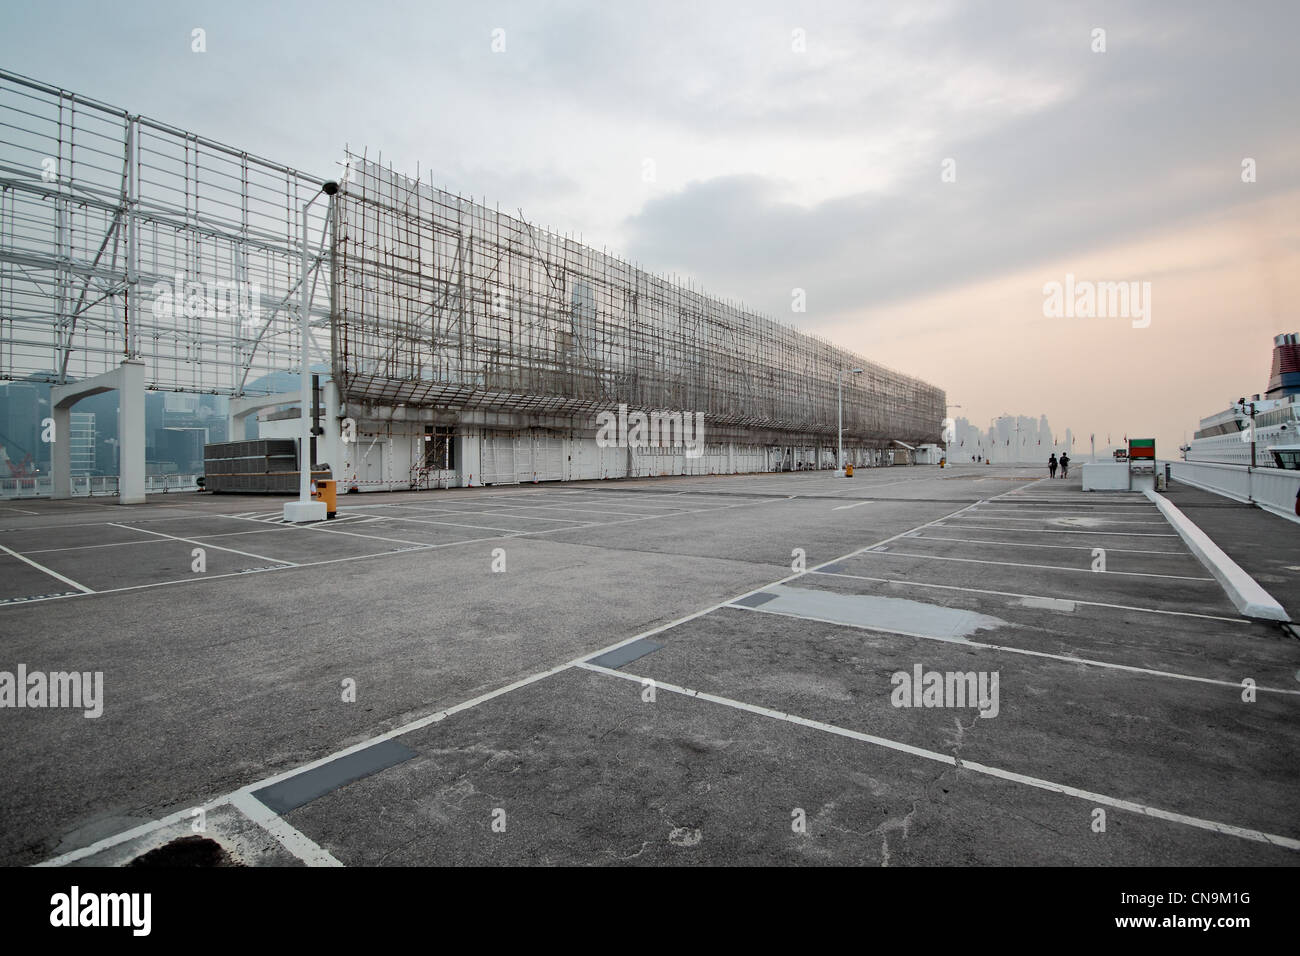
[[312, 478, 338, 519]]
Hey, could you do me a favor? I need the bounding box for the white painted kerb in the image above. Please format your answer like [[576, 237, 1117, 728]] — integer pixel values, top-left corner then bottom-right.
[[1145, 489, 1289, 622]]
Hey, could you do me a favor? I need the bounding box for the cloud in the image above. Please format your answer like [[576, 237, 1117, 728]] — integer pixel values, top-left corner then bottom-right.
[[619, 0, 1300, 322]]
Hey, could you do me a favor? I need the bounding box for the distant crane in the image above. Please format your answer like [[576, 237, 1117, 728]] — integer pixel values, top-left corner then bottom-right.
[[0, 432, 38, 478], [0, 444, 36, 479]]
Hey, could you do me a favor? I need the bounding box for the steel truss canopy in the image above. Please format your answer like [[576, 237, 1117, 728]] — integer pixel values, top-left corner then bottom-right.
[[0, 69, 944, 444], [0, 69, 332, 395]]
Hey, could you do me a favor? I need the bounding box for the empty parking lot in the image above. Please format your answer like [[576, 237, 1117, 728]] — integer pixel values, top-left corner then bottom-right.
[[1, 464, 1296, 866]]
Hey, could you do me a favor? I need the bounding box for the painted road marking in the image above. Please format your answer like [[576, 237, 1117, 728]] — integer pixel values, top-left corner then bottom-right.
[[856, 549, 1214, 581], [957, 514, 1167, 524], [937, 524, 1177, 537], [0, 591, 81, 605], [579, 662, 1300, 851], [0, 543, 94, 593], [228, 792, 342, 867], [35, 491, 1007, 864], [724, 603, 1298, 694], [108, 522, 300, 567], [832, 501, 872, 511], [910, 534, 1183, 555], [811, 569, 1248, 624]]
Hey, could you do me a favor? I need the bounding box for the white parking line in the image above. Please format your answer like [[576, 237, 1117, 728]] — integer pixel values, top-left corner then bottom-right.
[[228, 792, 343, 867], [724, 603, 1297, 694], [370, 503, 596, 523], [578, 663, 1299, 851], [108, 522, 299, 567], [910, 534, 1184, 555], [371, 514, 593, 534], [958, 514, 1167, 524], [1, 494, 792, 610], [0, 542, 95, 593], [832, 501, 872, 511], [810, 570, 1248, 623], [34, 490, 1004, 863], [939, 524, 1177, 537], [858, 549, 1214, 581], [18, 525, 291, 555], [972, 509, 1161, 516], [477, 498, 695, 515]]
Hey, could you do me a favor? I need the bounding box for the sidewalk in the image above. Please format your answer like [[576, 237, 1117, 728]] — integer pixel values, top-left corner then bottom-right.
[[1162, 482, 1300, 622]]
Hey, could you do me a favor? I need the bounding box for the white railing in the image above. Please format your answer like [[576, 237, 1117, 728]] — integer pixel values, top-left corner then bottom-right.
[[1165, 459, 1300, 525], [0, 474, 201, 500]]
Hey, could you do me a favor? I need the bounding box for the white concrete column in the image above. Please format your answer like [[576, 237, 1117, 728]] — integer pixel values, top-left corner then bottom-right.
[[51, 360, 145, 505], [320, 381, 340, 477], [117, 360, 146, 504], [51, 405, 72, 499]]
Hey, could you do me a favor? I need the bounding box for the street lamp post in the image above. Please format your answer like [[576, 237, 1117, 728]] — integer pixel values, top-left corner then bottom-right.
[[284, 180, 339, 523], [944, 403, 962, 466], [838, 367, 863, 474], [1238, 397, 1258, 468]]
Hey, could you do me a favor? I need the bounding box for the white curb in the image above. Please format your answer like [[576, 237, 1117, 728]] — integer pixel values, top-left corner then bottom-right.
[[1145, 490, 1290, 622]]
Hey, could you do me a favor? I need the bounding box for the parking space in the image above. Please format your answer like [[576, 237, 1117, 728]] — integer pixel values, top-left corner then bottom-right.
[[4, 467, 1298, 868]]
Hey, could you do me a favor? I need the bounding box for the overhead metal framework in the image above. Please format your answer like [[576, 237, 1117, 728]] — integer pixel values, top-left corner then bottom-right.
[[0, 69, 331, 395], [0, 69, 944, 446], [336, 156, 944, 443]]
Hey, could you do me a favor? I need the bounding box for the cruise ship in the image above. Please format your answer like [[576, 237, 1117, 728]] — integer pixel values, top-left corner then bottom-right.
[[1183, 333, 1300, 468]]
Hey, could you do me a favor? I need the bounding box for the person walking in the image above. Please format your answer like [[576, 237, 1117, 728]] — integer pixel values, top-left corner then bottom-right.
[[1048, 453, 1058, 478], [1060, 452, 1070, 479]]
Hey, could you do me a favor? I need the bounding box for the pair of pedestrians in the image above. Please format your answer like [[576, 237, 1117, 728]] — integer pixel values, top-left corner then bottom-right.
[[1048, 452, 1070, 478]]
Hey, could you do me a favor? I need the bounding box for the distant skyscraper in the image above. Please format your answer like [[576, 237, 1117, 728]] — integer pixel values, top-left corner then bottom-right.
[[70, 412, 96, 475], [0, 382, 42, 475]]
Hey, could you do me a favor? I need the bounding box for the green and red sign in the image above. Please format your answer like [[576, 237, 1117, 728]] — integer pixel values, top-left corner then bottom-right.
[[1128, 438, 1155, 459]]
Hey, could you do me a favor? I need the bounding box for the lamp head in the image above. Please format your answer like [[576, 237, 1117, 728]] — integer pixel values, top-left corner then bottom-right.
[[322, 181, 339, 196]]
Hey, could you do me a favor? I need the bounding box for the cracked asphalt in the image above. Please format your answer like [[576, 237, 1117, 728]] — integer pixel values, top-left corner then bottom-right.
[[2, 464, 1297, 866]]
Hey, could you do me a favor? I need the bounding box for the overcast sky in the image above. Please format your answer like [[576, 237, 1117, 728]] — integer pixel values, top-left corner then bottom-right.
[[3, 0, 1297, 453]]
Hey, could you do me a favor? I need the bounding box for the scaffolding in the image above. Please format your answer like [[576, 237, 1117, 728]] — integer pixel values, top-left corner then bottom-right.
[[0, 69, 331, 395], [0, 67, 944, 447], [336, 156, 944, 444]]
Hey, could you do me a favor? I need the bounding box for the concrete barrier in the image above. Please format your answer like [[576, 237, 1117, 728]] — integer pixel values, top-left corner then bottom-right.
[[1081, 461, 1129, 490], [1145, 489, 1289, 621], [1165, 459, 1300, 525]]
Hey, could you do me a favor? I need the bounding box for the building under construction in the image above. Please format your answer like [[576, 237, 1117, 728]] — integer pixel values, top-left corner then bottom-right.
[[0, 69, 945, 498]]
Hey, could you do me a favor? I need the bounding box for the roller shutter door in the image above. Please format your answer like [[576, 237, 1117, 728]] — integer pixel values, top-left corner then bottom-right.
[[537, 435, 564, 481], [515, 432, 564, 482], [481, 432, 517, 485]]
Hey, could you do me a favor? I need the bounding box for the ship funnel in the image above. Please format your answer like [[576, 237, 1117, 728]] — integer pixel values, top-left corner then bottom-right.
[[1265, 332, 1300, 399]]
